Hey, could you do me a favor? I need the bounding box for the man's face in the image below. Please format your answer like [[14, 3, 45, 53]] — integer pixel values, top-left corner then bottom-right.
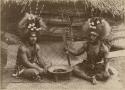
[[29, 34, 37, 45], [89, 32, 98, 43]]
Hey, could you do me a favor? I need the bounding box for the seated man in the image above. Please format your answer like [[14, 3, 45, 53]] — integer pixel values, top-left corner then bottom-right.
[[12, 32, 47, 80], [66, 17, 111, 85], [18, 12, 47, 40], [12, 13, 48, 81]]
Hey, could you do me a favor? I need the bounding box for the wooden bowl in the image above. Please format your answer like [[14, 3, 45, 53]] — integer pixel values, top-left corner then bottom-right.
[[47, 65, 73, 81]]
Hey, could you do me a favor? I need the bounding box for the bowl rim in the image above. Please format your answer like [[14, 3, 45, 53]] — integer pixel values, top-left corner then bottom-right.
[[47, 65, 73, 74]]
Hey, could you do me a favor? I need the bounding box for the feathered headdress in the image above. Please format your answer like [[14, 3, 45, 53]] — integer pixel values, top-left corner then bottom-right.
[[18, 12, 47, 38], [18, 0, 46, 38], [82, 17, 111, 40]]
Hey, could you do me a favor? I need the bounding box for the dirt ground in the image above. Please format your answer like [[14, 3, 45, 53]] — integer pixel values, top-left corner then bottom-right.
[[1, 41, 125, 90]]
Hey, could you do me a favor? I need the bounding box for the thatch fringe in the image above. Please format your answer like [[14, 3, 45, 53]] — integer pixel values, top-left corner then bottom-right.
[[3, 0, 125, 19]]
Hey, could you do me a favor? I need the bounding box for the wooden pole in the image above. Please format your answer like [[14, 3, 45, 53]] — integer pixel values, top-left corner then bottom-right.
[[66, 16, 73, 66]]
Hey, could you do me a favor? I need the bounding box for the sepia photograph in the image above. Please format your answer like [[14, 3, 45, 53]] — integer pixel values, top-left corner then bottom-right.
[[1, 0, 125, 90]]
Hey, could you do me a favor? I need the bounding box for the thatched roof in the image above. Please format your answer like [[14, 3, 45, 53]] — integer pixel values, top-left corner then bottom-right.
[[3, 0, 125, 19]]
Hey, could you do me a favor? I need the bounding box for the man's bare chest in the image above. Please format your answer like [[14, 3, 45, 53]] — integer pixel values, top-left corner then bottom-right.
[[26, 47, 37, 58], [87, 44, 100, 56]]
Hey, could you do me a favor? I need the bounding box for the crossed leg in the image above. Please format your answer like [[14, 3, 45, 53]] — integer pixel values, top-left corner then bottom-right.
[[72, 63, 97, 84], [21, 68, 44, 80]]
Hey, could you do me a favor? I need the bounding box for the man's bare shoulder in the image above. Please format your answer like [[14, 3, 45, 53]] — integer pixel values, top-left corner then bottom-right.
[[82, 41, 88, 48], [18, 44, 27, 53], [36, 44, 40, 50]]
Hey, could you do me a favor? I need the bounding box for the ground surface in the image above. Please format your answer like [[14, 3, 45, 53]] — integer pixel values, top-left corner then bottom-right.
[[1, 41, 125, 90]]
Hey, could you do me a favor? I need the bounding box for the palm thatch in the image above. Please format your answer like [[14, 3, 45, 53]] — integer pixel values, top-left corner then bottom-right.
[[1, 0, 125, 50], [3, 0, 125, 19], [1, 0, 125, 42]]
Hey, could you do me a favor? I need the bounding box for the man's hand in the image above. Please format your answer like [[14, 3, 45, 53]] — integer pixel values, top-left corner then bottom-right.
[[104, 63, 110, 77], [104, 70, 110, 78], [37, 67, 44, 74], [32, 63, 44, 74], [91, 76, 97, 85], [65, 50, 69, 55]]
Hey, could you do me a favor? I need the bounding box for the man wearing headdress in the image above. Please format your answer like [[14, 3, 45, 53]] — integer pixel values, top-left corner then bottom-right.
[[18, 12, 47, 39], [65, 17, 112, 84], [12, 13, 48, 80]]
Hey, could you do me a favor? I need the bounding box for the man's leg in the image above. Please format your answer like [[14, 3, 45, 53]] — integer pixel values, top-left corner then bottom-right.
[[73, 64, 96, 84], [95, 64, 110, 81], [21, 68, 43, 80], [33, 63, 45, 77], [96, 71, 110, 81]]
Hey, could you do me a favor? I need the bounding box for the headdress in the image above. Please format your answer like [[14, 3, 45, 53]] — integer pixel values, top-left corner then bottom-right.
[[18, 13, 47, 38], [26, 14, 42, 34], [82, 17, 111, 40], [89, 17, 102, 30]]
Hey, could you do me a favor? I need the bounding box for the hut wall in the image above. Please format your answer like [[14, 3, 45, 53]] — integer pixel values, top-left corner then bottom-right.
[[1, 0, 124, 41]]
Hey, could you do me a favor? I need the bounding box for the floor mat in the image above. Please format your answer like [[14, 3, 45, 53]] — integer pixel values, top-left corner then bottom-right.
[[2, 42, 125, 90]]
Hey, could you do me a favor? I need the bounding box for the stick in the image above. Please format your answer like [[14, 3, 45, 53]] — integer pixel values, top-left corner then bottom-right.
[[65, 16, 73, 66]]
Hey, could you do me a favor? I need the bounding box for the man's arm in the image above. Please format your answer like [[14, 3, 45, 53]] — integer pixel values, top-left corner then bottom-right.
[[104, 53, 109, 72], [36, 44, 46, 68], [102, 43, 110, 71], [19, 46, 42, 70], [66, 42, 87, 56]]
